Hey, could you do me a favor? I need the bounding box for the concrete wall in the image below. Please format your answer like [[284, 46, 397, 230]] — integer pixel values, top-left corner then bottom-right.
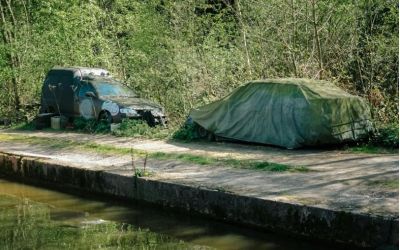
[[0, 152, 398, 248]]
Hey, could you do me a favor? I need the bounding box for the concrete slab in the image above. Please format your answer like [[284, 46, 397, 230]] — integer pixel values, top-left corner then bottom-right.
[[0, 130, 398, 247], [0, 130, 398, 216]]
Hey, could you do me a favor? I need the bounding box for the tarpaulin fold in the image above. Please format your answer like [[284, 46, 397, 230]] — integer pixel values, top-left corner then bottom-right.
[[190, 78, 373, 149]]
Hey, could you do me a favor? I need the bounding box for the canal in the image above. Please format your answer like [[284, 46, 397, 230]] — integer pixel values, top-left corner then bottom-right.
[[0, 178, 351, 250]]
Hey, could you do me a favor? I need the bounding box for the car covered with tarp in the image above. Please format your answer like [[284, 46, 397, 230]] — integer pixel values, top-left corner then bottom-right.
[[189, 78, 373, 149]]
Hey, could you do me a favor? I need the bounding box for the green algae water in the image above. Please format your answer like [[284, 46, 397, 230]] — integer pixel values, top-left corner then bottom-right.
[[0, 179, 346, 250]]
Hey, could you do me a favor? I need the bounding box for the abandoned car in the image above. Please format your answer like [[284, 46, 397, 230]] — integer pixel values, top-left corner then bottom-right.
[[38, 66, 167, 127], [189, 78, 373, 149]]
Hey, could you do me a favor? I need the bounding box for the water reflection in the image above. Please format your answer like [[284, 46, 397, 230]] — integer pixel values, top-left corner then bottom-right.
[[0, 179, 349, 250], [0, 195, 196, 249]]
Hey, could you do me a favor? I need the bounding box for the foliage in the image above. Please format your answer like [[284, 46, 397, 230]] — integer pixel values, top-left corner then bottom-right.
[[172, 122, 198, 141], [73, 117, 110, 134], [133, 168, 151, 177], [366, 179, 399, 189], [9, 121, 36, 131], [112, 119, 170, 139], [251, 162, 311, 173], [0, 0, 397, 138], [346, 123, 398, 153], [348, 144, 398, 155], [0, 195, 191, 249], [371, 123, 399, 148]]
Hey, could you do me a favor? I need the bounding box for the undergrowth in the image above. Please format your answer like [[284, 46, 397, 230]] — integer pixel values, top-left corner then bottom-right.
[[171, 123, 198, 141], [8, 116, 399, 153], [348, 122, 398, 154], [112, 119, 170, 139], [73, 118, 109, 134], [370, 123, 399, 148], [366, 179, 399, 189], [9, 121, 36, 131], [73, 117, 172, 139]]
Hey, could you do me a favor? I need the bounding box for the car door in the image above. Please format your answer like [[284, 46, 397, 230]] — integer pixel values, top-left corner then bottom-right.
[[77, 82, 99, 119], [41, 71, 60, 113], [58, 70, 76, 115]]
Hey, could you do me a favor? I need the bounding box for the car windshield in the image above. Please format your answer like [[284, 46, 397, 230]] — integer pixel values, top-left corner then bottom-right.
[[94, 82, 137, 97]]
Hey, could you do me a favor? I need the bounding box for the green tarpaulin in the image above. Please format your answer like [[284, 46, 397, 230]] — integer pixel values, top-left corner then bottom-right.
[[190, 78, 373, 149]]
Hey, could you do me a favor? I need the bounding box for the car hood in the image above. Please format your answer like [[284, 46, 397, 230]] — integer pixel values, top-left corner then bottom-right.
[[103, 96, 163, 111]]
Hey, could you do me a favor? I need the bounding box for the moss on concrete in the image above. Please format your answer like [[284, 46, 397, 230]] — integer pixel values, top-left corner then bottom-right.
[[0, 134, 309, 173], [366, 179, 399, 190]]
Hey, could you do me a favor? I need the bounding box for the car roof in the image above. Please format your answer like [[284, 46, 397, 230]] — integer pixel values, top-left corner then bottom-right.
[[50, 66, 110, 77], [83, 75, 119, 83], [250, 78, 332, 86], [244, 78, 354, 99]]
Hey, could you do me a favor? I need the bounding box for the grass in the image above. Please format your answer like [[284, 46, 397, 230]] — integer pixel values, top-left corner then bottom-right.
[[10, 119, 399, 155], [9, 119, 173, 139], [347, 144, 398, 154], [366, 179, 399, 189], [9, 122, 36, 130], [149, 151, 310, 172], [251, 162, 311, 172], [112, 119, 171, 139], [347, 122, 399, 154], [0, 133, 308, 173]]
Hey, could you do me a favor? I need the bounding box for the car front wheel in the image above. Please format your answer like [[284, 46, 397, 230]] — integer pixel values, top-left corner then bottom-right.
[[143, 111, 156, 127], [98, 111, 113, 124], [196, 124, 215, 141]]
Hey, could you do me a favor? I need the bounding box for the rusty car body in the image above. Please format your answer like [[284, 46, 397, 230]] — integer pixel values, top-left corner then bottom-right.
[[38, 67, 167, 127]]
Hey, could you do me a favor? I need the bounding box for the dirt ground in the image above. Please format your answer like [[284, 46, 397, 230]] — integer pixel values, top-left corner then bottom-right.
[[0, 130, 398, 217]]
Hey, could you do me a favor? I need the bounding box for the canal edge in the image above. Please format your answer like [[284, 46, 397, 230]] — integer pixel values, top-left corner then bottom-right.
[[0, 151, 397, 248]]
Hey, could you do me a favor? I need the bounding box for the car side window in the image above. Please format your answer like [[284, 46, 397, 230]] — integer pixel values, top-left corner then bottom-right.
[[44, 73, 60, 94], [79, 83, 96, 98]]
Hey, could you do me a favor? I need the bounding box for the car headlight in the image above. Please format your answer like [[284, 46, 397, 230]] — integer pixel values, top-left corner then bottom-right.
[[151, 109, 164, 117], [120, 108, 139, 117]]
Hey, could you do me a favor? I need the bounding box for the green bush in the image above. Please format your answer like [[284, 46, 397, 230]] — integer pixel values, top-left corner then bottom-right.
[[10, 121, 36, 131], [371, 123, 399, 148], [112, 119, 169, 139], [73, 117, 109, 134], [171, 123, 198, 141], [72, 117, 171, 139]]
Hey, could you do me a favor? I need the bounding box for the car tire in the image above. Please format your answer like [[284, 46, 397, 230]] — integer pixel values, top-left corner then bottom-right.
[[196, 124, 215, 141], [34, 119, 44, 130], [207, 132, 216, 142], [196, 125, 207, 138], [34, 113, 55, 130], [98, 111, 112, 124], [143, 111, 156, 127]]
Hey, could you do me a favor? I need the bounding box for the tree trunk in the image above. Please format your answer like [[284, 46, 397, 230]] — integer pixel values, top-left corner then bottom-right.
[[311, 0, 323, 79], [290, 0, 298, 77], [236, 0, 252, 76], [0, 0, 21, 112]]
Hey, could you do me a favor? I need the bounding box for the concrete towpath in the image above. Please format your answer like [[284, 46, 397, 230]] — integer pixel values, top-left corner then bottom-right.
[[2, 130, 398, 166], [0, 130, 398, 217], [0, 130, 398, 247]]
